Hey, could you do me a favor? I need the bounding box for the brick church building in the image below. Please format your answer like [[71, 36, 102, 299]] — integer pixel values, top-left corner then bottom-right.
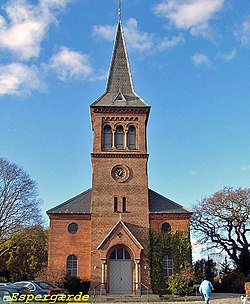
[[47, 17, 191, 294]]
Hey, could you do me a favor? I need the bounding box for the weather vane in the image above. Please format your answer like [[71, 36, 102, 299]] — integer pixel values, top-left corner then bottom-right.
[[118, 0, 121, 20]]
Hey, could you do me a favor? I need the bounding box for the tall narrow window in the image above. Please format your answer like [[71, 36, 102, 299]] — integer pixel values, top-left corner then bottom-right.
[[103, 125, 112, 149], [115, 126, 124, 150], [163, 255, 173, 277], [122, 197, 126, 212], [66, 255, 77, 277], [128, 126, 136, 149], [114, 197, 118, 212]]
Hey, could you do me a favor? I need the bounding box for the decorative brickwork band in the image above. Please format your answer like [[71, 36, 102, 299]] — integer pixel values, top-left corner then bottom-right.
[[92, 108, 149, 115], [91, 153, 149, 159], [103, 116, 138, 122], [48, 214, 91, 219], [149, 213, 192, 220]]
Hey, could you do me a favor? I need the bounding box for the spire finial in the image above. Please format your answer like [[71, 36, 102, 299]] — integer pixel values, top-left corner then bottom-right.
[[118, 0, 121, 20]]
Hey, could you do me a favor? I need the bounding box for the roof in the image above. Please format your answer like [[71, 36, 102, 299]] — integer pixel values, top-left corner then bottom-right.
[[148, 189, 191, 214], [47, 188, 191, 215], [91, 20, 149, 108], [46, 189, 92, 214]]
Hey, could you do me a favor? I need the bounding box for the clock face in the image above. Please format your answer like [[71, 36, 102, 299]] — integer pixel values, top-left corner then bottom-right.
[[111, 165, 130, 182], [114, 168, 126, 179]]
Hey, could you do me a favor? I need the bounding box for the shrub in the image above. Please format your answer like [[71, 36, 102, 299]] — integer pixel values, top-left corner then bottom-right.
[[215, 271, 250, 293], [63, 276, 90, 295], [165, 265, 194, 296], [148, 229, 192, 294]]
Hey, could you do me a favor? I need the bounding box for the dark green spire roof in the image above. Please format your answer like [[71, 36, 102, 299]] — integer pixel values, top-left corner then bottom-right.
[[91, 20, 149, 108]]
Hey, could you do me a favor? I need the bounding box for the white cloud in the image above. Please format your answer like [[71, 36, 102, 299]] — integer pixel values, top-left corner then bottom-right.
[[92, 18, 184, 53], [234, 19, 250, 47], [124, 18, 156, 51], [154, 0, 224, 36], [92, 24, 116, 41], [158, 34, 185, 50], [216, 49, 236, 61], [0, 63, 45, 96], [0, 0, 73, 60], [48, 46, 93, 81], [241, 164, 250, 171], [191, 53, 211, 66]]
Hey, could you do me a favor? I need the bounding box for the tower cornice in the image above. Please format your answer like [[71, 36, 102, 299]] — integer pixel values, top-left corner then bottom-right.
[[91, 153, 149, 159], [91, 106, 150, 115]]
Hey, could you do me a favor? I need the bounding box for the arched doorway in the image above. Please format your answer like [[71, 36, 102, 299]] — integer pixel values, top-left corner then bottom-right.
[[108, 247, 132, 294]]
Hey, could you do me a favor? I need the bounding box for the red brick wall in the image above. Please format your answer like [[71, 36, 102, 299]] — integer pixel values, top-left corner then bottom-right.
[[48, 214, 91, 281], [149, 213, 191, 232]]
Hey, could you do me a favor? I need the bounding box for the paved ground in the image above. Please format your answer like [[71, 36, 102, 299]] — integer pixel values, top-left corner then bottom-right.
[[164, 293, 244, 303], [93, 293, 246, 303]]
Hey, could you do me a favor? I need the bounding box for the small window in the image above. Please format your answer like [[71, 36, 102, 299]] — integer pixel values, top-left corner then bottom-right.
[[163, 255, 173, 276], [68, 223, 78, 234], [128, 126, 136, 149], [66, 255, 77, 277], [122, 197, 126, 212], [103, 125, 112, 149], [162, 223, 171, 232], [114, 197, 118, 212], [115, 126, 124, 150]]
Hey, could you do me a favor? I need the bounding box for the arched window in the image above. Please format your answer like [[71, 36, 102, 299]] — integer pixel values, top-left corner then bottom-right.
[[109, 247, 131, 260], [122, 197, 126, 212], [114, 197, 118, 212], [103, 125, 112, 149], [66, 255, 77, 277], [162, 222, 171, 232], [115, 126, 124, 150], [128, 126, 136, 149], [163, 255, 173, 276]]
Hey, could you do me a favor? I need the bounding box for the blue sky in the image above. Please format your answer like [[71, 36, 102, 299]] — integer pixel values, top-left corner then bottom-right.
[[0, 0, 249, 234]]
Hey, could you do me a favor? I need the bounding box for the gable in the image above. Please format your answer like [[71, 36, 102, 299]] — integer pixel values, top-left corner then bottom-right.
[[96, 219, 144, 260]]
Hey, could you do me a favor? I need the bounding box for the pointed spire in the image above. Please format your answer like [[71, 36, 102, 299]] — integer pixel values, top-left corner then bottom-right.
[[106, 20, 134, 95], [90, 6, 150, 108]]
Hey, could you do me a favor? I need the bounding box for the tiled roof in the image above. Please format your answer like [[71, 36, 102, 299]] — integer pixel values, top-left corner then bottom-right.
[[148, 189, 191, 214], [46, 189, 92, 214], [91, 20, 149, 108], [47, 188, 191, 215]]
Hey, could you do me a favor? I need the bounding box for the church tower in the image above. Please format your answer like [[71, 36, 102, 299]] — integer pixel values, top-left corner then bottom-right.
[[47, 5, 192, 296], [90, 19, 151, 293]]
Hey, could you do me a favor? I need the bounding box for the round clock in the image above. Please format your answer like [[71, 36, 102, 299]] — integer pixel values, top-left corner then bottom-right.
[[114, 167, 126, 179], [111, 165, 130, 182]]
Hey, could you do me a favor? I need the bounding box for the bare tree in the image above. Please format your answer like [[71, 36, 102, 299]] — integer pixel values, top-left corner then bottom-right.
[[0, 158, 43, 255], [191, 187, 250, 276]]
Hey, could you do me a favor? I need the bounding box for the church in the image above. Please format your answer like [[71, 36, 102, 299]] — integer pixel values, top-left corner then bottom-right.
[[47, 12, 192, 295]]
